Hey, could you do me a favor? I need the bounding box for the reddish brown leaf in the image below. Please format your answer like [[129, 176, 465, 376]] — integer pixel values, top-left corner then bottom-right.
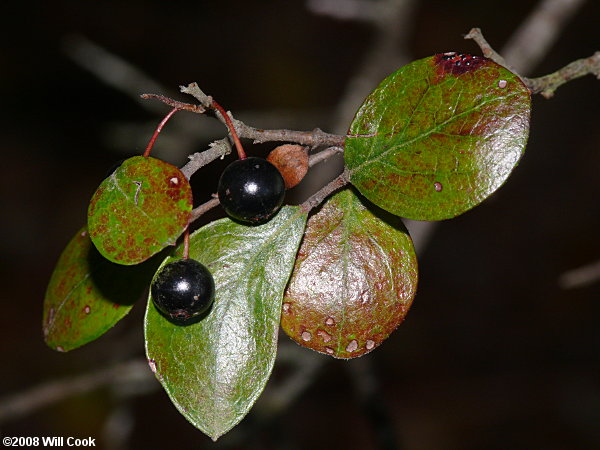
[[281, 189, 418, 358]]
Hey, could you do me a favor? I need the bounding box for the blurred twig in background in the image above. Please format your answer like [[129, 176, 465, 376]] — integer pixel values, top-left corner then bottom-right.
[[2, 0, 597, 448]]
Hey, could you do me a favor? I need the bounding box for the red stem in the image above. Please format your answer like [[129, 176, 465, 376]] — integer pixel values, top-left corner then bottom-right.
[[143, 107, 179, 157], [211, 99, 246, 159]]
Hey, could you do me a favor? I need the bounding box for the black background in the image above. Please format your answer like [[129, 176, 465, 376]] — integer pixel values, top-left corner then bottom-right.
[[1, 1, 598, 449]]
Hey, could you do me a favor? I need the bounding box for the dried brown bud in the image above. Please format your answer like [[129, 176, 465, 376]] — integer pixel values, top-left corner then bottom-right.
[[267, 144, 309, 189]]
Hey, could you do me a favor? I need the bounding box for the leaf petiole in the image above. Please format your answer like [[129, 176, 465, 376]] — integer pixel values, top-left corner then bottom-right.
[[143, 107, 179, 158]]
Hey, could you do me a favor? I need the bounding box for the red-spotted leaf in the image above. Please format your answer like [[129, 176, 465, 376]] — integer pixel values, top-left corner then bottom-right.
[[144, 206, 307, 441], [88, 156, 192, 265], [281, 189, 418, 358], [345, 53, 531, 221], [43, 226, 160, 352]]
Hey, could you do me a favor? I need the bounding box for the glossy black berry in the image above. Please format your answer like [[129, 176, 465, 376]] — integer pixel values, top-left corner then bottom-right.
[[151, 258, 215, 321], [217, 157, 286, 223]]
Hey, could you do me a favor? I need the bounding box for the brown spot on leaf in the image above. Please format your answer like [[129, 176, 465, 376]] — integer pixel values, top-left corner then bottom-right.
[[87, 186, 104, 216], [127, 248, 140, 261], [102, 238, 116, 256]]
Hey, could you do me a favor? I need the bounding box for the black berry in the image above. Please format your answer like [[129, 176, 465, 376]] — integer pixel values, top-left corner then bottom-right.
[[217, 157, 285, 223], [151, 259, 215, 321]]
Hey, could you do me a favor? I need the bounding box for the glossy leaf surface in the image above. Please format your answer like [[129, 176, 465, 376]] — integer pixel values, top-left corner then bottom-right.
[[145, 206, 307, 440], [345, 53, 531, 220], [88, 156, 192, 265], [43, 226, 158, 352], [281, 189, 418, 358]]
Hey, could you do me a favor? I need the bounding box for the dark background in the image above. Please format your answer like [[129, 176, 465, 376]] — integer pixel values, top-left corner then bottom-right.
[[1, 1, 598, 449]]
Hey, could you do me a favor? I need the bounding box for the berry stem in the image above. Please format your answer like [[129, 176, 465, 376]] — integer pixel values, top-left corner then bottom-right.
[[211, 99, 246, 160], [190, 196, 220, 222], [143, 107, 179, 158], [182, 227, 191, 260]]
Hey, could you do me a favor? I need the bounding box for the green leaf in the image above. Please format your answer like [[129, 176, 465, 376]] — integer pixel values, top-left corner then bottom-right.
[[144, 206, 307, 441], [345, 53, 531, 221], [88, 156, 192, 265], [281, 189, 417, 358], [43, 226, 160, 352]]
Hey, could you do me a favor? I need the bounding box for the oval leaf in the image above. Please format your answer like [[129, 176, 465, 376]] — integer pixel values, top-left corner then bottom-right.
[[43, 226, 159, 352], [281, 189, 418, 358], [345, 53, 531, 221], [144, 206, 307, 441], [88, 156, 192, 265]]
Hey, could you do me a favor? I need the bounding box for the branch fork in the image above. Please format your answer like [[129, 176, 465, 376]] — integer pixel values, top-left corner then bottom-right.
[[465, 28, 600, 98]]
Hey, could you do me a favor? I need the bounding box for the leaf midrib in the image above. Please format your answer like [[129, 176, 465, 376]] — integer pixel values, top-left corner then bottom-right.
[[206, 208, 306, 436], [347, 91, 520, 176], [336, 191, 356, 354]]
